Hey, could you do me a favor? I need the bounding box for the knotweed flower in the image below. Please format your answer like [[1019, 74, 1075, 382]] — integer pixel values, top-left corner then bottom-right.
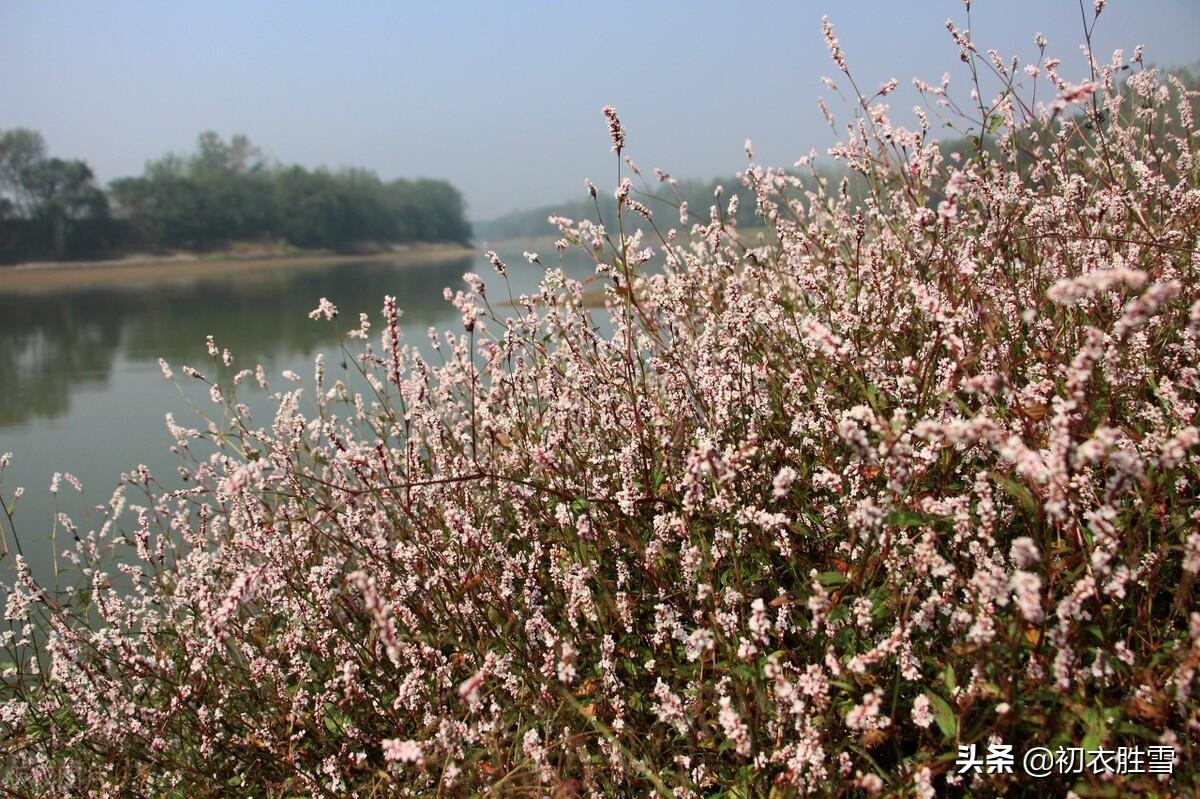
[[4, 16, 1199, 797], [602, 105, 624, 153], [911, 694, 933, 728], [308, 297, 338, 320], [382, 738, 424, 766]]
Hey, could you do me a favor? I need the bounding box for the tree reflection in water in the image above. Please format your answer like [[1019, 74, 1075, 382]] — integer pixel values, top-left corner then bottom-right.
[[0, 255, 476, 427]]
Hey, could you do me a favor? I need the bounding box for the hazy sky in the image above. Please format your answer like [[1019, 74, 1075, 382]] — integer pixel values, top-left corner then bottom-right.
[[3, 1, 1197, 219]]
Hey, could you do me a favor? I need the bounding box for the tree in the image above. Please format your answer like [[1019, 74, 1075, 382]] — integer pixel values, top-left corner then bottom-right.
[[191, 131, 267, 178], [0, 130, 111, 258], [105, 130, 473, 253], [273, 167, 347, 249], [0, 130, 107, 223], [112, 132, 276, 249], [22, 158, 109, 221], [22, 158, 110, 255], [0, 128, 48, 217]]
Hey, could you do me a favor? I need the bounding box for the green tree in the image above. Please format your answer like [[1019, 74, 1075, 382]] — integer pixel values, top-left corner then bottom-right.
[[0, 128, 48, 216], [112, 132, 276, 249], [22, 158, 109, 221], [110, 130, 471, 252], [0, 130, 110, 258], [273, 167, 348, 248]]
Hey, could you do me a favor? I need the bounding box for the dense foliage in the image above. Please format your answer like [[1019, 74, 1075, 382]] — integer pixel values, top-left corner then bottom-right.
[[0, 130, 471, 263], [2, 9, 1199, 797], [110, 133, 471, 251], [0, 129, 118, 262]]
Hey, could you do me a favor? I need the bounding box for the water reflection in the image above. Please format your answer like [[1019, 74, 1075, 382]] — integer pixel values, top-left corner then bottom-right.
[[0, 300, 126, 426], [0, 255, 476, 427]]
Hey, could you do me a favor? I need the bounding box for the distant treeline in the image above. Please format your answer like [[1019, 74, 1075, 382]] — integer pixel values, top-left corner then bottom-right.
[[0, 130, 471, 264]]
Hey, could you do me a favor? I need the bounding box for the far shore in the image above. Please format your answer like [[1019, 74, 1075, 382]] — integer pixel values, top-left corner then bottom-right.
[[0, 243, 477, 293]]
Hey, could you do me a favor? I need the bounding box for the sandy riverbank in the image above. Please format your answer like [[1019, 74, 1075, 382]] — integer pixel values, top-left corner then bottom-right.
[[0, 244, 477, 293]]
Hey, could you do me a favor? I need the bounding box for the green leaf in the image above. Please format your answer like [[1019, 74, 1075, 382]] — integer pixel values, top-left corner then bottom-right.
[[993, 473, 1038, 517], [987, 113, 1004, 134], [884, 509, 925, 528], [324, 705, 349, 736], [942, 664, 957, 693], [929, 693, 958, 741], [1115, 721, 1156, 739], [1070, 781, 1119, 798], [1081, 707, 1104, 752], [816, 570, 846, 587]]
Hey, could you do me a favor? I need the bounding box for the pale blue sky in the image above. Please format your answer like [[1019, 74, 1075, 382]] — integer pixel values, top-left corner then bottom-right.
[[2, 1, 1197, 219]]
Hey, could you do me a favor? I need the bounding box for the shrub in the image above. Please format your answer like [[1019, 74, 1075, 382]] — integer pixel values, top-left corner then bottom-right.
[[2, 9, 1199, 797]]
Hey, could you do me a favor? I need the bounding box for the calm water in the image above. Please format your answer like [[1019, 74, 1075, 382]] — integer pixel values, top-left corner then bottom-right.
[[0, 247, 594, 587]]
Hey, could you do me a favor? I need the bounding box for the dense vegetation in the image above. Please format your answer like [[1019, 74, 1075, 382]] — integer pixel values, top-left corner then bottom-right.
[[0, 128, 119, 262], [2, 7, 1199, 797], [0, 130, 471, 263]]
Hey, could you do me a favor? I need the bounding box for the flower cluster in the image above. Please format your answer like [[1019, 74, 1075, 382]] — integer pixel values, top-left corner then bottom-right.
[[2, 11, 1198, 797]]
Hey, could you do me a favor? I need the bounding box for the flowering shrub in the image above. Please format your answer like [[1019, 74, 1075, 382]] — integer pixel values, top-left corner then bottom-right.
[[3, 9, 1200, 797]]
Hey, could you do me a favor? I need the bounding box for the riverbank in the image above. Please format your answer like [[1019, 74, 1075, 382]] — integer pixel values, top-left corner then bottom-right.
[[0, 242, 477, 293]]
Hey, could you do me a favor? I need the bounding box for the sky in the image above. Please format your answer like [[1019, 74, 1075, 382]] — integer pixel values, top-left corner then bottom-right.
[[2, 1, 1197, 220]]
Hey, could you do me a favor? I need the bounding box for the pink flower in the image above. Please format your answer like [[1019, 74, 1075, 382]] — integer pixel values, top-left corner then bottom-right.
[[1009, 537, 1040, 569], [308, 297, 338, 321], [718, 696, 752, 757], [1049, 81, 1098, 115], [911, 694, 933, 728], [602, 105, 625, 153], [845, 688, 890, 731], [822, 16, 847, 72], [381, 738, 424, 766]]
